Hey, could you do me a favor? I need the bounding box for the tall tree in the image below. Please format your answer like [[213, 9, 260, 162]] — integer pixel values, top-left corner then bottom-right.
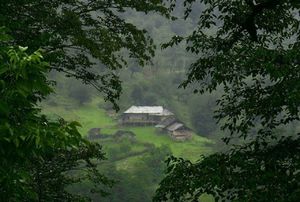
[[155, 0, 300, 201], [0, 30, 113, 201], [1, 1, 177, 200], [0, 0, 174, 109]]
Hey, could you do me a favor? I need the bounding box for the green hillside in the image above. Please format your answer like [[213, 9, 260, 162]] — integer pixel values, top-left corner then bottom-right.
[[41, 96, 214, 202], [42, 96, 213, 160]]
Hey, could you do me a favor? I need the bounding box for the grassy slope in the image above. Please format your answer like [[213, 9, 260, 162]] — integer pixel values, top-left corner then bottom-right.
[[42, 96, 214, 201], [42, 97, 116, 135], [127, 126, 211, 160], [42, 97, 212, 160]]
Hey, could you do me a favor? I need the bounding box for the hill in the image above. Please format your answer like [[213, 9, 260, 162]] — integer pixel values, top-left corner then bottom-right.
[[41, 96, 214, 201], [42, 97, 213, 160]]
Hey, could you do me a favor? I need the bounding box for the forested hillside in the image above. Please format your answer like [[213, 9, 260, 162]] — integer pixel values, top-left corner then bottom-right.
[[45, 5, 223, 139], [2, 1, 300, 201], [35, 4, 225, 201], [42, 2, 300, 201], [40, 6, 218, 201]]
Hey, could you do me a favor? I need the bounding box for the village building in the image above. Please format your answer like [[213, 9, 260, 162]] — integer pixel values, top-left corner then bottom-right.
[[121, 106, 174, 125], [155, 117, 192, 141], [121, 106, 192, 141]]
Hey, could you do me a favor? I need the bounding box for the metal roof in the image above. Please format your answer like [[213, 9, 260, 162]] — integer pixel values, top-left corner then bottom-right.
[[124, 106, 163, 114], [155, 117, 177, 128], [167, 123, 184, 131], [124, 106, 167, 115]]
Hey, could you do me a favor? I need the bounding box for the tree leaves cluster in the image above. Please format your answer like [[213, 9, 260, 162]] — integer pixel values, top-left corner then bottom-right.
[[0, 0, 175, 110], [165, 0, 300, 138], [155, 136, 300, 201], [155, 0, 300, 201], [0, 30, 112, 201]]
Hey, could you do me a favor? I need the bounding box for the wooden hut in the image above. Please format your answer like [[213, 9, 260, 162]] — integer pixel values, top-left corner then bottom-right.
[[155, 117, 192, 141]]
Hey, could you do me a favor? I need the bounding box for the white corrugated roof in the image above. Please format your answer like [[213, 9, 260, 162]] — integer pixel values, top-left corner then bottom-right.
[[124, 106, 164, 114]]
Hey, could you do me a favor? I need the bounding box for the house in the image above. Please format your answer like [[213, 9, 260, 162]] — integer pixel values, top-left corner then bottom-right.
[[121, 105, 192, 141], [121, 106, 174, 125], [155, 117, 192, 141]]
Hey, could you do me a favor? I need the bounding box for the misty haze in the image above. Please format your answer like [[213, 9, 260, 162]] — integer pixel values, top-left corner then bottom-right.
[[1, 1, 300, 202]]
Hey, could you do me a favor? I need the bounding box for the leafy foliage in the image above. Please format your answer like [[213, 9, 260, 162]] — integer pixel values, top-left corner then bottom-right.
[[100, 145, 171, 202], [0, 0, 175, 109], [68, 82, 92, 105], [188, 94, 218, 136], [164, 0, 300, 139], [0, 31, 111, 201], [155, 0, 300, 201], [155, 137, 300, 201]]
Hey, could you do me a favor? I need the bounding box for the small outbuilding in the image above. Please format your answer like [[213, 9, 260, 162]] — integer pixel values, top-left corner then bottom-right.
[[155, 117, 192, 141]]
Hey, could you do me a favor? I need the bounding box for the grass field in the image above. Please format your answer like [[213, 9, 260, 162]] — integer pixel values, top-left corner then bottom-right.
[[42, 97, 116, 135], [42, 97, 212, 160], [126, 126, 212, 160], [41, 96, 214, 201]]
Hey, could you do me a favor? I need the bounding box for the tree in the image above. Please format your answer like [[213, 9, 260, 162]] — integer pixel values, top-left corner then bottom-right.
[[1, 1, 179, 201], [142, 145, 171, 183], [0, 0, 174, 109], [130, 83, 158, 105], [0, 30, 112, 201], [68, 81, 92, 105], [131, 85, 143, 104], [155, 1, 300, 201], [102, 146, 171, 202], [188, 94, 218, 136]]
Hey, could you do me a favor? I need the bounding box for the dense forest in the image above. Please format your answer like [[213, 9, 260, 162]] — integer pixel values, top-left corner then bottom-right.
[[1, 0, 300, 202]]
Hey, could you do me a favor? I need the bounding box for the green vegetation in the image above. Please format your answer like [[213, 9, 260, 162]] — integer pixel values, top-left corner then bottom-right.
[[41, 93, 213, 201], [3, 0, 300, 201], [0, 34, 111, 201], [155, 1, 300, 201], [43, 98, 115, 135], [42, 96, 212, 160], [1, 1, 183, 201], [1, 0, 176, 109], [128, 127, 211, 159]]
